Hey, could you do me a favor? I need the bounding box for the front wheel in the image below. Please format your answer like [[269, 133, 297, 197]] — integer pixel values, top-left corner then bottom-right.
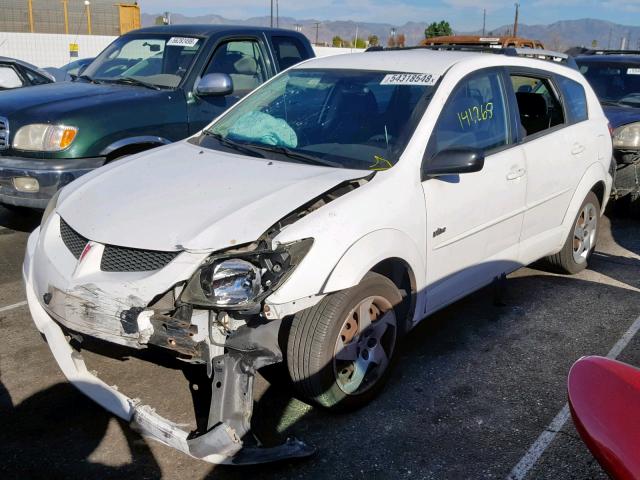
[[286, 272, 403, 411], [544, 191, 600, 274]]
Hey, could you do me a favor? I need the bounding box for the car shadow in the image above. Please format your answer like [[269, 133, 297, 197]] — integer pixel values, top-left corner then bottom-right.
[[0, 380, 162, 477], [0, 205, 41, 233]]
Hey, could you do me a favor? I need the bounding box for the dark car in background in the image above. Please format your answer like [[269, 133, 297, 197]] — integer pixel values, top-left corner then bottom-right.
[[0, 25, 314, 208], [44, 57, 95, 82], [576, 50, 640, 215], [0, 56, 55, 90]]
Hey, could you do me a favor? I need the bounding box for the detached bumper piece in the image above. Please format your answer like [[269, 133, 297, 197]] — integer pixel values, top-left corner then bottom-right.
[[26, 277, 315, 464]]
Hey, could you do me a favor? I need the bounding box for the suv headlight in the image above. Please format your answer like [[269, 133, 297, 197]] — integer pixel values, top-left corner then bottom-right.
[[13, 124, 78, 151], [180, 238, 313, 309], [613, 122, 640, 149]]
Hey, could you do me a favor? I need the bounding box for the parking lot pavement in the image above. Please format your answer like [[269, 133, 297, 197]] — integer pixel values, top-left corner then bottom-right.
[[1, 205, 638, 479]]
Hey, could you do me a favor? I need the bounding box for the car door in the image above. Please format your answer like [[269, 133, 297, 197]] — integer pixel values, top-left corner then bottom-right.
[[422, 68, 526, 314], [509, 69, 588, 263], [187, 37, 272, 134]]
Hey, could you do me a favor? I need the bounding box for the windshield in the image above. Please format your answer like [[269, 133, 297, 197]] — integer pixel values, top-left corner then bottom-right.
[[201, 69, 434, 170], [82, 34, 202, 88], [578, 60, 640, 106]]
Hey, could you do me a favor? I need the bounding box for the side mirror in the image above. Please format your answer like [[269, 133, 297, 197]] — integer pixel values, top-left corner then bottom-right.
[[195, 73, 233, 97], [422, 148, 485, 179]]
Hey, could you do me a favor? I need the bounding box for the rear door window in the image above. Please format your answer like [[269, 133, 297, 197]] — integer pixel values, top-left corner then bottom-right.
[[557, 76, 588, 123], [511, 74, 565, 137], [271, 36, 307, 70]]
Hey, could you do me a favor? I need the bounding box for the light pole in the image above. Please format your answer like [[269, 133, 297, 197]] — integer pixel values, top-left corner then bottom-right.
[[62, 0, 69, 34], [85, 0, 92, 35], [513, 2, 520, 38]]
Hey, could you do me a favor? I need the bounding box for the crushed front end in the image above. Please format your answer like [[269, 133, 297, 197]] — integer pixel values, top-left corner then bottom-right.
[[23, 212, 316, 464]]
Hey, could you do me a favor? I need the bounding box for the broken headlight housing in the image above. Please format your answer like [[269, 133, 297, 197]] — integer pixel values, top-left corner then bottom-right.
[[180, 238, 313, 310]]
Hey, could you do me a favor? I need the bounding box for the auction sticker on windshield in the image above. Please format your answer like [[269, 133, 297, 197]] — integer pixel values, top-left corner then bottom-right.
[[627, 68, 640, 75], [167, 37, 199, 47], [381, 73, 438, 86]]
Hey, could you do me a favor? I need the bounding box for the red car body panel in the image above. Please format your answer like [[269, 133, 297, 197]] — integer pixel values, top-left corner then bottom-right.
[[568, 356, 640, 480]]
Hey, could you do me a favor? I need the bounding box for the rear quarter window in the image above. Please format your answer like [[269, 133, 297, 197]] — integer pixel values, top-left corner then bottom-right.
[[557, 76, 588, 123]]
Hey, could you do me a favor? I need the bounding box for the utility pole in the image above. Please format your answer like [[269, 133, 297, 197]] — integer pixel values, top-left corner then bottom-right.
[[270, 0, 273, 28], [314, 22, 320, 45], [276, 0, 279, 28], [27, 0, 34, 32], [608, 27, 612, 49], [513, 3, 520, 38], [85, 0, 92, 35], [354, 24, 359, 50], [482, 8, 486, 36], [62, 0, 69, 34]]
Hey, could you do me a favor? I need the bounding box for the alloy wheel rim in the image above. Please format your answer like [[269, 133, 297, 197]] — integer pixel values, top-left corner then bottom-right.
[[572, 203, 597, 264], [333, 295, 397, 396]]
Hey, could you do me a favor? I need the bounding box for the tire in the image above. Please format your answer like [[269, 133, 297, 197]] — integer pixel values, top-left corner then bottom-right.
[[544, 191, 600, 274], [286, 272, 403, 411]]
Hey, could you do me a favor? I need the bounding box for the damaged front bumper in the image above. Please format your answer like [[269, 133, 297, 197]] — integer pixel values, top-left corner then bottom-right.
[[23, 230, 315, 465]]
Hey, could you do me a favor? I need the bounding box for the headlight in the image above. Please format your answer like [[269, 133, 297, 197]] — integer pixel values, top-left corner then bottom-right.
[[180, 238, 313, 309], [613, 122, 640, 149], [13, 124, 78, 151], [41, 189, 61, 228]]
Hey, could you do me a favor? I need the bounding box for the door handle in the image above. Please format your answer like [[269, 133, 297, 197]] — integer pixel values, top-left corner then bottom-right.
[[506, 167, 526, 180], [571, 143, 586, 155]]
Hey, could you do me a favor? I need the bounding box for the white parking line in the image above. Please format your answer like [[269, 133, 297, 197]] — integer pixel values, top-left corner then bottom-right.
[[0, 300, 27, 313], [506, 314, 640, 480]]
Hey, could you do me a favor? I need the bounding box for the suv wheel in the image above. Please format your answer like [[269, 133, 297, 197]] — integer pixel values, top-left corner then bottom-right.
[[286, 272, 402, 411], [544, 191, 600, 274]]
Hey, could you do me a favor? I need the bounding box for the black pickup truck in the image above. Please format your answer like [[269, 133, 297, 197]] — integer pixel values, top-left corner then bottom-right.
[[0, 25, 314, 208]]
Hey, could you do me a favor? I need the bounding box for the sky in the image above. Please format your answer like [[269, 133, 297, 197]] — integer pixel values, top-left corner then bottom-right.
[[138, 0, 640, 31]]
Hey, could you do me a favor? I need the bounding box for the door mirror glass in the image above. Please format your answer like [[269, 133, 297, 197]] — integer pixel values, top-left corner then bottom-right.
[[195, 73, 233, 97], [423, 148, 485, 178]]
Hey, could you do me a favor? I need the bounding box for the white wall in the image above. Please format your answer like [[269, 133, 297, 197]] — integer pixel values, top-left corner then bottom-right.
[[0, 31, 365, 68], [0, 32, 116, 67]]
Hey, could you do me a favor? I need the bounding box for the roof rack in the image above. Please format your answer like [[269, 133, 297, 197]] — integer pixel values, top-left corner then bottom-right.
[[364, 45, 578, 69], [582, 49, 640, 56]]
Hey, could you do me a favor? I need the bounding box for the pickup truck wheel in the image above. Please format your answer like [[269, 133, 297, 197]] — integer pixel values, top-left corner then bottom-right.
[[544, 191, 600, 274], [287, 272, 402, 411]]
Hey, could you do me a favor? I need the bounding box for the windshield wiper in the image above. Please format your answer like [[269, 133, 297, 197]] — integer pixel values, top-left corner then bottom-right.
[[75, 74, 100, 84], [600, 99, 627, 107], [107, 77, 163, 90], [246, 144, 344, 168], [204, 132, 266, 158]]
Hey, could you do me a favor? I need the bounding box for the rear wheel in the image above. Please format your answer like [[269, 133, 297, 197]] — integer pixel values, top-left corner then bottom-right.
[[286, 272, 403, 411], [544, 191, 600, 274]]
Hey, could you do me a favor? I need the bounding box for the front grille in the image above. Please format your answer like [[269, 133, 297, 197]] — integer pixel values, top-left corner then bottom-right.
[[0, 116, 8, 150], [60, 218, 88, 259], [101, 245, 179, 272]]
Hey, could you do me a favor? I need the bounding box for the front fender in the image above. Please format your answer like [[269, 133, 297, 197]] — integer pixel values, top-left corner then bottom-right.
[[321, 228, 425, 294]]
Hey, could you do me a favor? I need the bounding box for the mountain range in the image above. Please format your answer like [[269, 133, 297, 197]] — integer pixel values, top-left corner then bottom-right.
[[141, 14, 640, 51]]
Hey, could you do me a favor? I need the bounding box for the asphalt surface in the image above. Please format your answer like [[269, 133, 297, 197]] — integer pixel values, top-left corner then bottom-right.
[[0, 205, 638, 479]]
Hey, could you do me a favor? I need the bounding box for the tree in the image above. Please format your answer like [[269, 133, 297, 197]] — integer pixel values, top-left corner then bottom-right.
[[424, 20, 452, 39], [396, 33, 406, 47], [154, 16, 165, 26], [332, 36, 343, 47], [368, 34, 379, 47], [353, 37, 367, 49]]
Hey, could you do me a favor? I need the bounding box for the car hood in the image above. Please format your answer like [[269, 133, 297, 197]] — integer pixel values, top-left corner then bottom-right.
[[0, 80, 166, 118], [602, 105, 640, 129], [57, 141, 367, 252]]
